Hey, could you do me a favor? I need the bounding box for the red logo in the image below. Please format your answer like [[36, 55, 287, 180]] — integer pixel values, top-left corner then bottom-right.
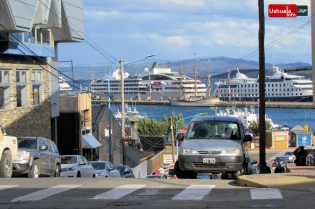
[[268, 4, 297, 18]]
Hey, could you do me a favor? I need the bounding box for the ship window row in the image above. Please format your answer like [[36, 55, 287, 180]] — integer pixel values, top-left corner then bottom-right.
[[217, 87, 304, 93], [0, 69, 43, 110], [219, 92, 303, 97], [220, 83, 296, 88]]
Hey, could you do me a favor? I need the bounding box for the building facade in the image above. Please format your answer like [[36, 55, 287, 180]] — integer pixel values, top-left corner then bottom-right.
[[0, 0, 84, 141]]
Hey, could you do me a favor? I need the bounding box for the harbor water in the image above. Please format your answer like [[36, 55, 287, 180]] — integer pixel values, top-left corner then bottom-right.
[[110, 104, 315, 132], [75, 80, 315, 131]]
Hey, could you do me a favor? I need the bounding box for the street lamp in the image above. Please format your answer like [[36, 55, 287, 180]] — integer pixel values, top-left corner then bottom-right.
[[175, 115, 197, 155], [107, 54, 155, 163]]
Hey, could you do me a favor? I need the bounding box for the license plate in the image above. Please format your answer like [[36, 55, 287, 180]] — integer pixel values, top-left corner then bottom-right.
[[203, 158, 216, 164]]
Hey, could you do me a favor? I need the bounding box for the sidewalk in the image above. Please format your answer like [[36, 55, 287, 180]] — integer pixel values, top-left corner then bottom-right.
[[238, 166, 315, 191]]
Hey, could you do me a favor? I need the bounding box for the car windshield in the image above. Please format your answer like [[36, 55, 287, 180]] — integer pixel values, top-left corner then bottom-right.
[[90, 162, 105, 170], [61, 156, 77, 164], [115, 166, 124, 175], [186, 121, 240, 140], [17, 138, 37, 149], [275, 157, 288, 162], [285, 152, 293, 155]]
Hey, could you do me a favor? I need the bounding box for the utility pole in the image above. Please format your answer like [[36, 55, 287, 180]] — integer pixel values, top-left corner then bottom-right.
[[258, 0, 267, 173], [120, 58, 126, 165], [170, 117, 175, 164], [227, 70, 231, 101]]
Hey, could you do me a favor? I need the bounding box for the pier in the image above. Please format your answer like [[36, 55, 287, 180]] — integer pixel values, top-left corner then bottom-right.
[[92, 99, 315, 109]]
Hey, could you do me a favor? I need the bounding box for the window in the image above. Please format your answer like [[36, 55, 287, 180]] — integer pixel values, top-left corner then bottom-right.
[[16, 70, 27, 107], [0, 70, 10, 110], [32, 70, 43, 105]]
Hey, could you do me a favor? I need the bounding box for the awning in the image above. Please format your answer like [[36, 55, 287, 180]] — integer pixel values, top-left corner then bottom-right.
[[81, 134, 101, 149]]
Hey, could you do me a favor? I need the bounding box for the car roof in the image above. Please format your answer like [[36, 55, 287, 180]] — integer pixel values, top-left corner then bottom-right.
[[191, 116, 241, 123]]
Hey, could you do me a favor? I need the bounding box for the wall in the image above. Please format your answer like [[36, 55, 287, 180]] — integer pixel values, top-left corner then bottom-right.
[[0, 62, 51, 139]]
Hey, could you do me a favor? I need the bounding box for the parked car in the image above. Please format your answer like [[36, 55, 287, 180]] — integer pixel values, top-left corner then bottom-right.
[[284, 151, 295, 163], [60, 155, 95, 178], [90, 161, 121, 178], [250, 162, 273, 174], [175, 116, 252, 179], [145, 174, 165, 179], [115, 165, 135, 178], [166, 164, 178, 179], [162, 163, 170, 170], [12, 137, 61, 178], [306, 149, 315, 166], [272, 156, 290, 167]]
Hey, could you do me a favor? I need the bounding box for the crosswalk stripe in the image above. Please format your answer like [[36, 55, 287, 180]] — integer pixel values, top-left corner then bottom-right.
[[11, 185, 81, 202], [91, 184, 146, 200], [172, 185, 215, 200], [250, 188, 283, 199], [0, 185, 18, 190]]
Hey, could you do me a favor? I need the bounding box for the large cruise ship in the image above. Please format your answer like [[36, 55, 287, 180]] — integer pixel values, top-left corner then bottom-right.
[[213, 65, 313, 102], [84, 62, 208, 101]]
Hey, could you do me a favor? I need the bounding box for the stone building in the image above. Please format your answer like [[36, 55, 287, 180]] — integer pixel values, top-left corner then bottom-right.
[[0, 0, 84, 142]]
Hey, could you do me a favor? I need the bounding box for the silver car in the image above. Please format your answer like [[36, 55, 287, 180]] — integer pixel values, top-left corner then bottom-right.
[[12, 137, 61, 178], [90, 161, 121, 178], [175, 116, 252, 179], [60, 155, 95, 178]]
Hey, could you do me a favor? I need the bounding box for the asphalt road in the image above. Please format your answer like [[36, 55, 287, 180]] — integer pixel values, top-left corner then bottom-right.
[[0, 177, 314, 209]]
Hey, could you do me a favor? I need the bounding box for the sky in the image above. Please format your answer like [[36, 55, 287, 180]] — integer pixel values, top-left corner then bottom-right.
[[58, 0, 312, 66]]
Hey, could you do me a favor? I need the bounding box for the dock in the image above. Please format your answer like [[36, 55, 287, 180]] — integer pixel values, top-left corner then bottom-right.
[[92, 99, 315, 109]]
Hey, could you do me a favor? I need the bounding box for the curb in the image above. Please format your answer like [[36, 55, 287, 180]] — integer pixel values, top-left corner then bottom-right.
[[238, 173, 315, 190]]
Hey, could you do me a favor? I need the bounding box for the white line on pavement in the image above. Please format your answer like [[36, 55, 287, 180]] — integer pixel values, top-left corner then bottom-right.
[[250, 188, 283, 199], [11, 185, 81, 202], [172, 185, 216, 200], [0, 185, 18, 190], [91, 184, 146, 200]]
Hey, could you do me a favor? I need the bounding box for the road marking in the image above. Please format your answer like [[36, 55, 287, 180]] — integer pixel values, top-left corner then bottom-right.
[[92, 184, 146, 200], [11, 185, 81, 202], [172, 185, 215, 200], [250, 188, 283, 199], [0, 185, 18, 190]]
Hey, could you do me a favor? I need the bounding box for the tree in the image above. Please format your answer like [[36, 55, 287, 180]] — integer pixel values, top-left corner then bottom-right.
[[137, 112, 185, 136], [249, 120, 272, 136]]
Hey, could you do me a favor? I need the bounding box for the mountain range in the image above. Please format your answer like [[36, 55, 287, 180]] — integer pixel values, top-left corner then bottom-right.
[[59, 56, 312, 81]]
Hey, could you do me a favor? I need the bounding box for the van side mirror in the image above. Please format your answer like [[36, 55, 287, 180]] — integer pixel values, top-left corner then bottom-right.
[[244, 135, 252, 142], [177, 133, 184, 141]]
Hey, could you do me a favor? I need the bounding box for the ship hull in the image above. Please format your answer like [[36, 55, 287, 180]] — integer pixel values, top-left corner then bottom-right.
[[170, 98, 221, 107], [218, 96, 313, 102]]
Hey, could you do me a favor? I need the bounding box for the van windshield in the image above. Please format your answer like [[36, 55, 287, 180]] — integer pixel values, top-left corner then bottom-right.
[[186, 121, 240, 140]]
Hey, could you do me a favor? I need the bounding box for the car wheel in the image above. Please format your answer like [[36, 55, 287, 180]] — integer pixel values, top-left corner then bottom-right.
[[233, 161, 247, 179], [28, 160, 39, 178], [54, 164, 61, 177], [174, 160, 197, 179], [0, 153, 12, 178], [77, 172, 81, 177]]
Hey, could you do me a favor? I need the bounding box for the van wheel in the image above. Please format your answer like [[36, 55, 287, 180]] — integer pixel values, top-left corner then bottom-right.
[[54, 164, 61, 177], [233, 161, 247, 179], [0, 153, 12, 178], [28, 160, 39, 178], [174, 160, 197, 179]]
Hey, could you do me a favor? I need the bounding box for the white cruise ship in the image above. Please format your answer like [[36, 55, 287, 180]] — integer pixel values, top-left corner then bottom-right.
[[84, 62, 208, 101], [213, 65, 313, 102]]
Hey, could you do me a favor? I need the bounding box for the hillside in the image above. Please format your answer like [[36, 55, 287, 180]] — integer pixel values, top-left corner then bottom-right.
[[58, 56, 312, 80]]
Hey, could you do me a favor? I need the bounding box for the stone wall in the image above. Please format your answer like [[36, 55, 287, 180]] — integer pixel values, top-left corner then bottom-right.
[[0, 62, 51, 139]]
